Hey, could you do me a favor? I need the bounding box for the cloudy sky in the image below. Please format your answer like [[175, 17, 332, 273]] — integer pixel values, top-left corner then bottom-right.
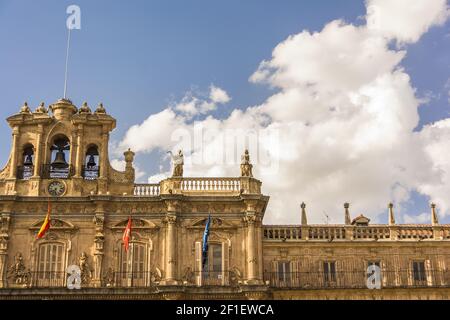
[[0, 0, 449, 224]]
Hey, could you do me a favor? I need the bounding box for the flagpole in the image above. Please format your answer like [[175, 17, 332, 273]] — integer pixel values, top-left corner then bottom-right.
[[63, 27, 72, 99]]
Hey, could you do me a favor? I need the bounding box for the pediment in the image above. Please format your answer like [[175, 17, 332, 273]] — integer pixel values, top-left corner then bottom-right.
[[351, 214, 370, 226], [29, 218, 77, 231], [189, 217, 236, 229], [111, 218, 158, 230]]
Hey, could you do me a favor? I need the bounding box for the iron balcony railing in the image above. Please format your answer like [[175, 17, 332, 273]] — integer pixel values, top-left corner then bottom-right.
[[263, 270, 450, 289], [7, 269, 450, 289], [82, 165, 100, 180], [193, 271, 232, 286], [16, 165, 34, 180], [109, 271, 153, 288], [41, 164, 74, 179]]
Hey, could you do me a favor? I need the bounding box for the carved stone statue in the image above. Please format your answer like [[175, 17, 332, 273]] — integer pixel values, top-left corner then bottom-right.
[[95, 103, 106, 114], [169, 150, 184, 177], [78, 252, 92, 284], [8, 253, 30, 286], [20, 102, 31, 114], [151, 267, 163, 284], [229, 266, 242, 285], [78, 102, 92, 114], [35, 102, 48, 114], [182, 266, 194, 285], [240, 149, 253, 177]]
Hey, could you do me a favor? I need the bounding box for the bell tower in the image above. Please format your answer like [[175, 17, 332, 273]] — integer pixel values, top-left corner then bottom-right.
[[0, 99, 136, 197]]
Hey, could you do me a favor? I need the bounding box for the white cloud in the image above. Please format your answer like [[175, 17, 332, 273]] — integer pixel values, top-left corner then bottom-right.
[[210, 85, 231, 104], [403, 212, 430, 224], [366, 0, 449, 44], [118, 0, 450, 224]]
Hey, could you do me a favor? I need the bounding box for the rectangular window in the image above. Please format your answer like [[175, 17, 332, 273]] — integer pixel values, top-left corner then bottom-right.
[[412, 261, 426, 283], [276, 261, 291, 287], [37, 243, 65, 287], [323, 261, 336, 285], [120, 243, 148, 287]]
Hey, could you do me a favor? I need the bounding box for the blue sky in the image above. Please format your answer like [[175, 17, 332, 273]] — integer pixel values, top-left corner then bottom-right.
[[0, 1, 449, 224]]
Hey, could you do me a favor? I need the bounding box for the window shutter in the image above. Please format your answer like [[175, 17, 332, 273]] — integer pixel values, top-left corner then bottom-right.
[[195, 241, 202, 286], [222, 242, 229, 285], [425, 260, 433, 286], [381, 260, 387, 287], [271, 260, 278, 287], [290, 260, 300, 287]]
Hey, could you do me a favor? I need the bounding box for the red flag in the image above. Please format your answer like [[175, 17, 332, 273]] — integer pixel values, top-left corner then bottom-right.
[[37, 201, 51, 239], [122, 217, 132, 252]]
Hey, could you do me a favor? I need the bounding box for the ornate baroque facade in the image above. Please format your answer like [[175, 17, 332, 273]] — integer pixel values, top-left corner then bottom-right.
[[0, 99, 449, 300]]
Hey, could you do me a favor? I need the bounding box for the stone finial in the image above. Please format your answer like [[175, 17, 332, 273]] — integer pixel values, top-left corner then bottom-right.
[[431, 203, 439, 226], [95, 103, 106, 114], [301, 202, 308, 226], [20, 102, 31, 114], [388, 203, 395, 225], [240, 149, 253, 177], [344, 203, 351, 225], [79, 102, 92, 114], [34, 102, 47, 114], [124, 148, 135, 165]]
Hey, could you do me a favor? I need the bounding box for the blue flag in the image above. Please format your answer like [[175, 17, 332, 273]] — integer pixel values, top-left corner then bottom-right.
[[202, 215, 212, 269]]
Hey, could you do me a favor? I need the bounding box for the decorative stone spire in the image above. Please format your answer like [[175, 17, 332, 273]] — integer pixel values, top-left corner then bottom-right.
[[20, 102, 31, 114], [79, 102, 92, 114], [301, 202, 308, 226], [95, 103, 106, 114], [388, 203, 395, 225], [35, 102, 47, 114], [344, 203, 351, 225], [431, 203, 439, 226]]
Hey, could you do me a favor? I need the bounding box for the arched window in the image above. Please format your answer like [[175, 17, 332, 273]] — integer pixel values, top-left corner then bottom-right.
[[118, 242, 150, 287], [45, 135, 72, 179], [83, 145, 99, 180], [35, 243, 65, 287], [17, 144, 34, 180]]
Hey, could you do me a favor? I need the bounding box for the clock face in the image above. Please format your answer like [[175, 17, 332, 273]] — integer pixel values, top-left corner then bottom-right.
[[48, 181, 66, 197]]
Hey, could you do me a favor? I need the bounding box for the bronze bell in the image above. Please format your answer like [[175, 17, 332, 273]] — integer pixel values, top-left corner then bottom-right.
[[23, 154, 33, 166], [87, 154, 96, 168], [52, 150, 69, 169]]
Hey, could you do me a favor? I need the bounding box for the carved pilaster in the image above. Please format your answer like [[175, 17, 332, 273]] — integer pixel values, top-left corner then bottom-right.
[[244, 200, 263, 285], [0, 212, 11, 288], [92, 203, 105, 287]]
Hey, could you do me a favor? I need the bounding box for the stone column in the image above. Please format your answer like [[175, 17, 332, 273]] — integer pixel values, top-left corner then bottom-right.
[[162, 215, 178, 285], [99, 129, 108, 179], [9, 126, 20, 179], [160, 200, 178, 285], [33, 124, 43, 177], [74, 124, 83, 177]]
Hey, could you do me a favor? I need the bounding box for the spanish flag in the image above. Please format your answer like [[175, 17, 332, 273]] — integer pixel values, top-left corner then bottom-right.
[[37, 202, 51, 239], [122, 217, 132, 252]]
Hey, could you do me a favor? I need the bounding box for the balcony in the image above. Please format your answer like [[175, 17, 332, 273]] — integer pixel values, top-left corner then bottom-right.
[[82, 165, 100, 180], [41, 164, 74, 179], [16, 165, 34, 180], [263, 270, 450, 289]]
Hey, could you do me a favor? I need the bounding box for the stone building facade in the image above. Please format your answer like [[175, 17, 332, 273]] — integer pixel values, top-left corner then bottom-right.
[[0, 99, 448, 300]]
